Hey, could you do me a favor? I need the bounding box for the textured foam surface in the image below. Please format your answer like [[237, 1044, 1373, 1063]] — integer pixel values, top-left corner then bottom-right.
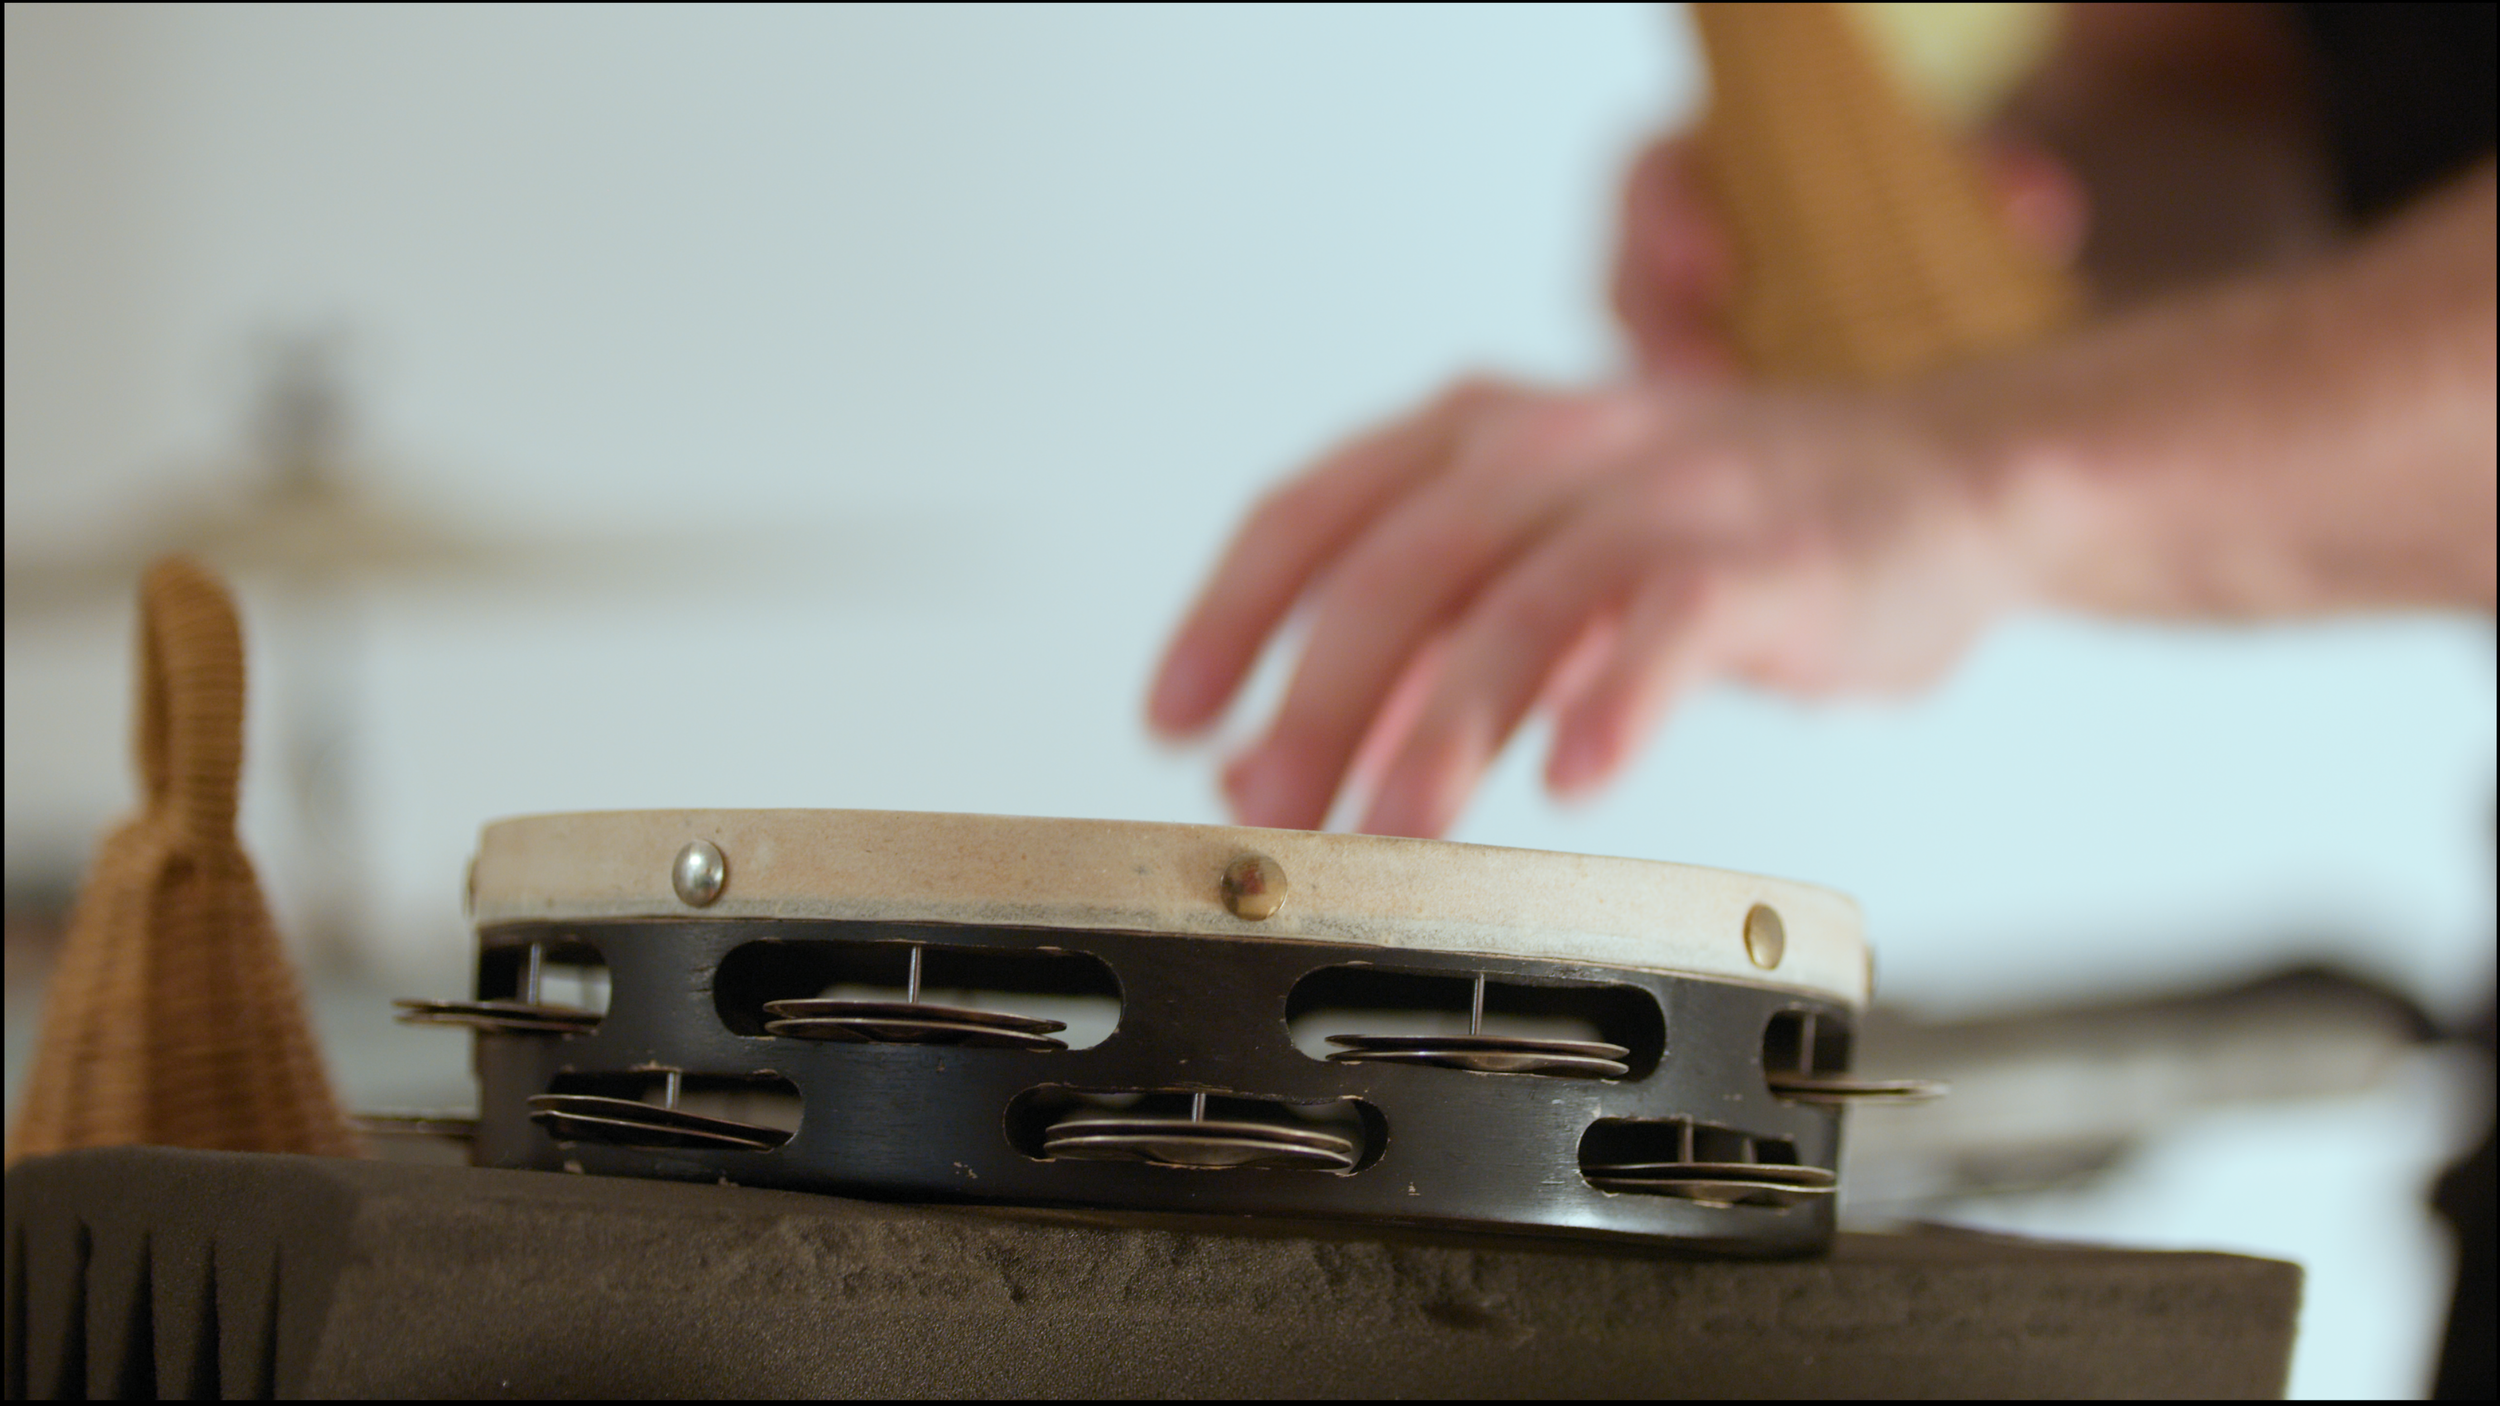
[[6, 1146, 2298, 1398]]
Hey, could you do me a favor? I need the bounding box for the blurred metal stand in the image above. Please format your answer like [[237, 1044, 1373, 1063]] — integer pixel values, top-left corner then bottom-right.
[[1840, 966, 2439, 1211]]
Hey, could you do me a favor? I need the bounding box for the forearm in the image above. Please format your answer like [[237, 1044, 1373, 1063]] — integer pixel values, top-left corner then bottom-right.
[[1964, 161, 2497, 617]]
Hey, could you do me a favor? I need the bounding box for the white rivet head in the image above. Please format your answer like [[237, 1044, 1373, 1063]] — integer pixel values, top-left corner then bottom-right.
[[673, 840, 728, 907]]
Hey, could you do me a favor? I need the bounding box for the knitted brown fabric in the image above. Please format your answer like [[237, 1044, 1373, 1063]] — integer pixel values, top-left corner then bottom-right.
[[1692, 2, 2081, 383], [5, 557, 356, 1165]]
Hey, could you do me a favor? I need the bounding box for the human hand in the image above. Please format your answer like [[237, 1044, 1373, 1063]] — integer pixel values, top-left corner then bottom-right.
[[1145, 375, 2043, 837], [1609, 131, 2089, 378]]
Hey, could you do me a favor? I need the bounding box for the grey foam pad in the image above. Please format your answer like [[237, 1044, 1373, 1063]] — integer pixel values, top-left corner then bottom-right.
[[5, 1146, 2298, 1398]]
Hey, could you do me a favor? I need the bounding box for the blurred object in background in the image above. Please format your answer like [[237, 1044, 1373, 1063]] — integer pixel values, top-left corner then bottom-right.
[[1844, 966, 2436, 1208], [7, 557, 356, 1165], [5, 322, 838, 977], [1842, 964, 2492, 1399]]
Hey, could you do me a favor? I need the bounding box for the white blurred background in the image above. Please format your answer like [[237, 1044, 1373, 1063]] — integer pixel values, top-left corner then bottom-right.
[[6, 5, 2492, 1396]]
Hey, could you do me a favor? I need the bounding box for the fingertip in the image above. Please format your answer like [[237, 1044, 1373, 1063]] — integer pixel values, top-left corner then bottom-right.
[[1223, 746, 1328, 832], [1146, 645, 1227, 738], [1357, 723, 1485, 840], [1544, 722, 1617, 800], [1357, 777, 1458, 840]]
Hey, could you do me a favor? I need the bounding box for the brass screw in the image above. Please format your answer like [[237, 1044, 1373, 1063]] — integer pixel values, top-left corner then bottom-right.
[[1221, 854, 1287, 920], [1744, 903, 1786, 970]]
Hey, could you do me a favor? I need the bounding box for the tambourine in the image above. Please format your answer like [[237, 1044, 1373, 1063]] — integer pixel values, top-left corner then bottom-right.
[[398, 810, 1936, 1254]]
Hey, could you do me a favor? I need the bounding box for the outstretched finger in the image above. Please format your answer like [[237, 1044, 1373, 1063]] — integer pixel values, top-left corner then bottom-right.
[[1222, 453, 1578, 831], [1544, 568, 1726, 799], [1147, 386, 1486, 737], [1358, 523, 1645, 837]]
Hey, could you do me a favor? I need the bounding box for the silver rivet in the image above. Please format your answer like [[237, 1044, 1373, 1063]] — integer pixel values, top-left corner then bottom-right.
[[1221, 854, 1287, 920], [1744, 904, 1785, 970], [673, 840, 727, 907]]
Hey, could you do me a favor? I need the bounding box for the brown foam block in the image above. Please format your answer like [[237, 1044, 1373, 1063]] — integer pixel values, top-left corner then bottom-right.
[[5, 1146, 2297, 1399]]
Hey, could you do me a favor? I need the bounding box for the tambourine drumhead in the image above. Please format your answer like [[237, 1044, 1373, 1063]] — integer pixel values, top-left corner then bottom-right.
[[470, 810, 1868, 1008]]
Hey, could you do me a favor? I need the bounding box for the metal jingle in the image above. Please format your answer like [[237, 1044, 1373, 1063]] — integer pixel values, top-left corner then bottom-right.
[[1764, 1072, 1948, 1104], [1582, 1161, 1836, 1188], [528, 1106, 784, 1152], [1326, 1033, 1629, 1059], [1580, 1174, 1835, 1208], [1040, 1130, 1357, 1171], [402, 1013, 599, 1035], [1324, 1033, 1629, 1077], [1324, 1045, 1629, 1079], [524, 1093, 791, 1149], [762, 998, 1066, 1036], [762, 1015, 1068, 1051], [1580, 1161, 1836, 1208], [393, 997, 601, 1033], [1042, 1116, 1357, 1156]]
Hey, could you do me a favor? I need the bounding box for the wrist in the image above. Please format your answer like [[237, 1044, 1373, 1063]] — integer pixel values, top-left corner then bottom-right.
[[1915, 351, 2132, 617]]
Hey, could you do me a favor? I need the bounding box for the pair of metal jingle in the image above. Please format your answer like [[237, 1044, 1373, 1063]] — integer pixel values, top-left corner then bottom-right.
[[762, 943, 1069, 1051], [1042, 1093, 1358, 1171], [1323, 973, 1631, 1079], [527, 1072, 791, 1152], [1763, 1009, 1946, 1104], [764, 999, 1067, 1050], [1764, 1072, 1947, 1104], [396, 941, 602, 1035], [1326, 1034, 1629, 1078], [395, 997, 601, 1035], [1582, 1118, 1834, 1208], [1581, 1161, 1837, 1208]]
